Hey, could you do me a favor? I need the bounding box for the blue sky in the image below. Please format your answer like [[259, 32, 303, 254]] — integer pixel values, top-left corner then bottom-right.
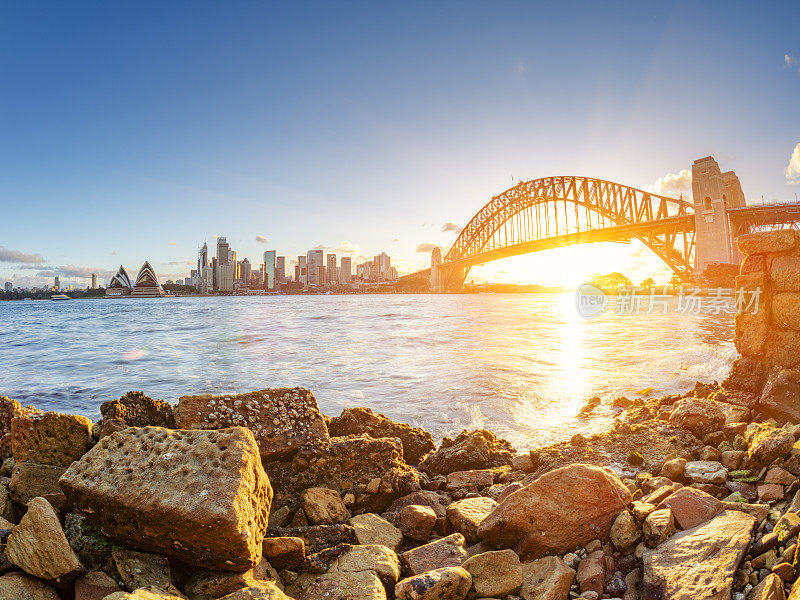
[[1, 1, 799, 287]]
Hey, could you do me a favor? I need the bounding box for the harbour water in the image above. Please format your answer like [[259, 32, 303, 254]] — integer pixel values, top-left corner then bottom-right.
[[0, 293, 736, 450]]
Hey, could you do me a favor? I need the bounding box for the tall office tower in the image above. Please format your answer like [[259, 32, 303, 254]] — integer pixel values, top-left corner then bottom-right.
[[199, 242, 209, 274], [357, 261, 372, 280], [211, 257, 218, 290], [4, 282, 12, 292], [263, 250, 276, 290], [276, 256, 286, 284], [340, 257, 352, 284], [307, 250, 323, 286], [240, 258, 251, 284], [326, 254, 338, 285], [54, 276, 60, 290], [218, 263, 234, 292], [298, 255, 308, 285], [91, 273, 97, 289], [294, 264, 301, 282], [375, 252, 391, 277], [217, 237, 230, 265]]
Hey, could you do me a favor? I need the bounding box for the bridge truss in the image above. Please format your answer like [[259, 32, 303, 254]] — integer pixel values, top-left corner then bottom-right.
[[437, 176, 696, 291]]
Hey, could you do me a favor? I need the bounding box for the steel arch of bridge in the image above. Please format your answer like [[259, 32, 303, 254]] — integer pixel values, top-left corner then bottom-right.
[[439, 176, 696, 291]]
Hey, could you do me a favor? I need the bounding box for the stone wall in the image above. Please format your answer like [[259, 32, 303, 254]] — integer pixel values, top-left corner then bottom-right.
[[729, 229, 800, 421]]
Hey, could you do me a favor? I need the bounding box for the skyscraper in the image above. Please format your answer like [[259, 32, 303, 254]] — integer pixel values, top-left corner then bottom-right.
[[4, 282, 12, 292], [263, 250, 276, 290], [240, 258, 251, 284], [199, 243, 208, 274], [276, 256, 286, 285], [340, 257, 351, 284], [298, 256, 307, 285], [375, 252, 391, 276], [307, 250, 323, 286], [91, 273, 97, 289], [326, 254, 337, 285], [217, 237, 230, 265], [54, 276, 60, 291]]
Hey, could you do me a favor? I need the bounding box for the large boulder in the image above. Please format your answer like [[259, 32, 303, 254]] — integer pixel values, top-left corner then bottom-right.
[[100, 391, 175, 429], [6, 496, 84, 582], [301, 487, 350, 525], [348, 513, 402, 551], [418, 429, 514, 476], [462, 550, 522, 598], [400, 533, 468, 575], [9, 462, 65, 504], [478, 464, 631, 558], [112, 549, 176, 594], [262, 536, 304, 570], [289, 545, 399, 600], [668, 399, 725, 437], [328, 407, 435, 466], [758, 369, 800, 422], [641, 510, 756, 599], [59, 426, 272, 570], [745, 423, 794, 467], [445, 497, 497, 544], [176, 388, 329, 460], [519, 556, 574, 600], [656, 487, 722, 530], [264, 436, 420, 514], [395, 567, 471, 600], [0, 572, 60, 600], [11, 411, 92, 466], [383, 491, 449, 524], [0, 397, 31, 459]]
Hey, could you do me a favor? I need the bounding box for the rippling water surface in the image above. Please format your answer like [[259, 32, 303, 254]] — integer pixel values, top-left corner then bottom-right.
[[0, 293, 736, 449]]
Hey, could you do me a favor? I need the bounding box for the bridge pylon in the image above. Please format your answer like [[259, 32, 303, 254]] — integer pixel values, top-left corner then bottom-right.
[[691, 157, 746, 277], [430, 247, 466, 292]]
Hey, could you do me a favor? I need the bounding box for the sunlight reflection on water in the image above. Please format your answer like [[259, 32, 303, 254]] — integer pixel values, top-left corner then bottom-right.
[[0, 293, 735, 450]]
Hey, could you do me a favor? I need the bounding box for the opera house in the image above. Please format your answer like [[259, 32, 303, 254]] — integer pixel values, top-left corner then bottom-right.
[[106, 262, 167, 298]]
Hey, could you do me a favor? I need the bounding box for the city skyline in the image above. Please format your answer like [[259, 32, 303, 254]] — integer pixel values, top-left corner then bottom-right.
[[2, 2, 800, 289]]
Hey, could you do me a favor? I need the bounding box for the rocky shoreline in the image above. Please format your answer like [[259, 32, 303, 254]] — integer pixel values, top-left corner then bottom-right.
[[2, 229, 800, 600]]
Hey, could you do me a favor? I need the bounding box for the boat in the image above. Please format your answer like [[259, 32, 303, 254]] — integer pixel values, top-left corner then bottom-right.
[[50, 294, 71, 300]]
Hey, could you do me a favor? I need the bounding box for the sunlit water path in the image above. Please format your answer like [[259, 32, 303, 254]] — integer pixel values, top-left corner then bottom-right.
[[0, 293, 735, 450]]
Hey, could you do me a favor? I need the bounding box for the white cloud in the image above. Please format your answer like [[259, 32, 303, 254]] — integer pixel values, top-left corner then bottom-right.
[[334, 241, 362, 255], [255, 235, 269, 243], [441, 222, 463, 234], [786, 143, 800, 184], [168, 241, 177, 246], [648, 169, 693, 198], [416, 243, 441, 253], [786, 54, 798, 66], [0, 246, 45, 264], [515, 61, 526, 73]]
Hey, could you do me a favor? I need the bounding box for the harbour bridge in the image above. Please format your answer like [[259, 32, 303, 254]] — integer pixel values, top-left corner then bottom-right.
[[405, 156, 800, 292]]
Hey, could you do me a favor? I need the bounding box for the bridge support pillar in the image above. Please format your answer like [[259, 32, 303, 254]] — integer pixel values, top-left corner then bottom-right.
[[691, 157, 746, 279], [430, 248, 467, 292]]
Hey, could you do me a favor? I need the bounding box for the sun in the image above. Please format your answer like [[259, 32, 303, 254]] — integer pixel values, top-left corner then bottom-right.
[[466, 241, 674, 288]]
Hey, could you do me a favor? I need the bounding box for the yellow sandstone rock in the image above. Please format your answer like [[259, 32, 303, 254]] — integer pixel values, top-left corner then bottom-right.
[[60, 426, 272, 570]]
